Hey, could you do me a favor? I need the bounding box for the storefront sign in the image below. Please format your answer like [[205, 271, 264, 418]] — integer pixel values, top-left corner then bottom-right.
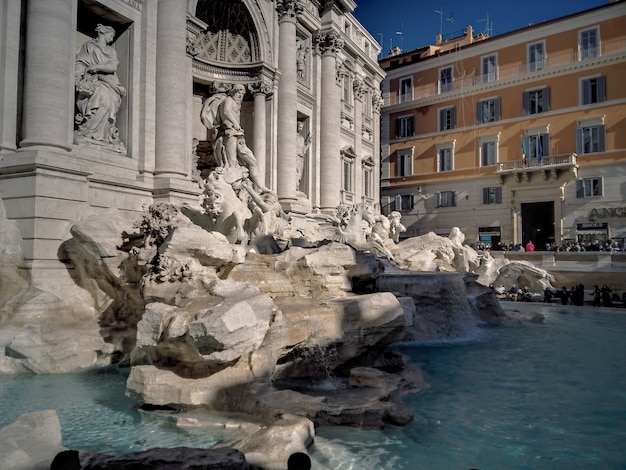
[[577, 222, 608, 230], [589, 207, 625, 219]]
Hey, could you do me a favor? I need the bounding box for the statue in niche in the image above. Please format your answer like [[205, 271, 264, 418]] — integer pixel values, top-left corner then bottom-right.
[[74, 24, 126, 153], [199, 83, 286, 248], [296, 40, 309, 80], [201, 84, 267, 192], [295, 120, 311, 194]]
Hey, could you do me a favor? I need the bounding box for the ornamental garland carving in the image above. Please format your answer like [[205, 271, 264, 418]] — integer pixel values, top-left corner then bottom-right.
[[276, 0, 304, 21], [352, 77, 366, 100], [373, 91, 384, 113]]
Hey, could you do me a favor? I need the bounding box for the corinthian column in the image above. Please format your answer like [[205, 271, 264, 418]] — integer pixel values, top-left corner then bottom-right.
[[249, 79, 273, 189], [154, 0, 188, 178], [316, 31, 344, 212], [19, 0, 75, 151], [276, 0, 302, 204]]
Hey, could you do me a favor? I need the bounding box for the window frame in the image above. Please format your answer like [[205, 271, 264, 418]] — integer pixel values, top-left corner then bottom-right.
[[394, 194, 414, 211], [527, 40, 546, 72], [579, 26, 600, 61], [482, 186, 503, 205], [343, 75, 351, 104], [436, 190, 456, 208], [397, 150, 413, 177], [399, 76, 413, 103], [523, 87, 550, 115], [438, 65, 453, 93], [481, 53, 498, 83], [580, 75, 605, 105], [576, 177, 603, 198], [438, 106, 456, 131], [476, 97, 501, 124], [576, 124, 606, 154], [396, 114, 414, 139]]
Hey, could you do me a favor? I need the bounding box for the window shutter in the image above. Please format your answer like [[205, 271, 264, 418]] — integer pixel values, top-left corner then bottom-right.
[[598, 125, 606, 152], [543, 87, 550, 112], [575, 128, 583, 154], [408, 116, 414, 136], [451, 107, 456, 128], [436, 192, 441, 208], [482, 187, 489, 204], [576, 180, 584, 198], [543, 134, 550, 156], [476, 101, 483, 124], [597, 76, 606, 103], [582, 80, 590, 105], [494, 97, 501, 120], [496, 187, 502, 204], [395, 118, 400, 139], [439, 109, 444, 131], [522, 91, 530, 115], [598, 178, 603, 196], [395, 194, 401, 211]]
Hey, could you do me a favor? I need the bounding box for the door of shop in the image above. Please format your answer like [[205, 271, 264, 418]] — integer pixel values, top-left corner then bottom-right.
[[521, 201, 554, 249]]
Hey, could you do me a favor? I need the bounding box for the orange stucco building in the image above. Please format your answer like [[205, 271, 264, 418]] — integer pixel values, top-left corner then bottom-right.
[[379, 1, 626, 249]]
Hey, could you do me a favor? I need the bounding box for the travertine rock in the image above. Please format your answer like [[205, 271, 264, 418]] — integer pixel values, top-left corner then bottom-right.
[[0, 410, 64, 470]]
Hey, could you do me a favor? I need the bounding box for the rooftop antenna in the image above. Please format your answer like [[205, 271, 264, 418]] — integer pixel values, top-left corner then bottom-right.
[[478, 12, 493, 36], [435, 2, 443, 37], [396, 21, 404, 51]]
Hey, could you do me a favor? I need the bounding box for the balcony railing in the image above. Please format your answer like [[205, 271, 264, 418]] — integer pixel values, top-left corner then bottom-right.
[[390, 37, 626, 105], [497, 153, 577, 172]]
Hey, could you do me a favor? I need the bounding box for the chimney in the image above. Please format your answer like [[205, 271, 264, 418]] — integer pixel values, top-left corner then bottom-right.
[[436, 33, 442, 45], [466, 25, 473, 43]]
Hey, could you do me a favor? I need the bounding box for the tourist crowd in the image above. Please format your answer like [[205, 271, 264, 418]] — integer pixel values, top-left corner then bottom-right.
[[494, 282, 626, 308], [488, 239, 624, 252]]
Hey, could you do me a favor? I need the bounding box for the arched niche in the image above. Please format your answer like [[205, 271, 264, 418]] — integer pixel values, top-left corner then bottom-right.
[[193, 0, 271, 65]]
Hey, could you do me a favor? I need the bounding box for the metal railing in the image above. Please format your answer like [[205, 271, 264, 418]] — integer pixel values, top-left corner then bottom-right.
[[390, 38, 626, 105], [496, 153, 577, 172]]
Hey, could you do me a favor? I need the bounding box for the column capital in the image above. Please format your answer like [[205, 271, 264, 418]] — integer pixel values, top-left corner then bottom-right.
[[276, 0, 303, 22], [373, 91, 384, 113], [248, 78, 274, 98], [314, 30, 344, 57]]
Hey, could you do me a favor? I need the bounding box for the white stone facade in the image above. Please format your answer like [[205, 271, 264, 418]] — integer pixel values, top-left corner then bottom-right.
[[0, 0, 384, 281]]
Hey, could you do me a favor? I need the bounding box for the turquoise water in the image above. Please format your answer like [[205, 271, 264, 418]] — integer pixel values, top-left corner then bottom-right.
[[1, 304, 625, 469]]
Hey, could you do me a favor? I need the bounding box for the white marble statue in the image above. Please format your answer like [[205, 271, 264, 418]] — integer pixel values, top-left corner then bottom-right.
[[295, 120, 311, 193], [200, 84, 267, 192], [74, 24, 126, 152]]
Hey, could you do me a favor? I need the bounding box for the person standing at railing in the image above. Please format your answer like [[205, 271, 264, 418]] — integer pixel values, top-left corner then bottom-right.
[[525, 240, 535, 252]]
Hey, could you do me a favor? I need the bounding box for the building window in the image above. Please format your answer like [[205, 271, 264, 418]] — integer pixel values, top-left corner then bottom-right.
[[528, 41, 545, 72], [396, 115, 414, 138], [363, 166, 372, 198], [397, 151, 412, 177], [581, 76, 605, 105], [343, 76, 351, 104], [438, 147, 453, 172], [436, 191, 456, 208], [476, 97, 501, 123], [482, 187, 502, 204], [576, 125, 606, 154], [523, 88, 549, 115], [439, 66, 453, 93], [524, 134, 550, 161], [579, 27, 599, 60], [363, 89, 371, 115], [482, 54, 498, 83], [395, 194, 414, 211], [576, 178, 603, 198], [439, 106, 456, 131], [343, 159, 353, 191], [399, 77, 413, 103], [480, 140, 497, 166]]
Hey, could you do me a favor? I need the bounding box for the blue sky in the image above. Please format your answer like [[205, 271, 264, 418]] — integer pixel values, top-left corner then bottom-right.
[[352, 0, 609, 56]]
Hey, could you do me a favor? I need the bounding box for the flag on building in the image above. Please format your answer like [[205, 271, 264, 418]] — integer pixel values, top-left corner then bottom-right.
[[521, 134, 527, 164]]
